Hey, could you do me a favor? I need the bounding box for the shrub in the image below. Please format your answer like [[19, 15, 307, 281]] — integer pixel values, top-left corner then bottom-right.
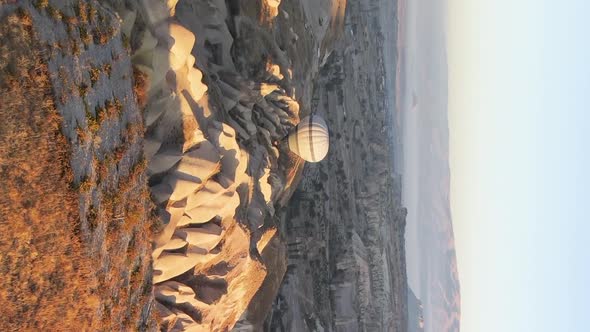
[[76, 1, 88, 24], [103, 63, 112, 77], [76, 125, 89, 142], [90, 67, 100, 85], [80, 26, 92, 46], [78, 83, 89, 97], [0, 11, 100, 330], [34, 0, 49, 9], [132, 66, 149, 109]]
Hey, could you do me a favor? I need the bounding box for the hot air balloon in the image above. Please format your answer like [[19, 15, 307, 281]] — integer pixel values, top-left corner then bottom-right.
[[287, 115, 329, 162]]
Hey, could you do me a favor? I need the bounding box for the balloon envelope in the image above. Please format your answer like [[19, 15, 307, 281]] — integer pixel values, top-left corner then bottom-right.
[[288, 115, 329, 162]]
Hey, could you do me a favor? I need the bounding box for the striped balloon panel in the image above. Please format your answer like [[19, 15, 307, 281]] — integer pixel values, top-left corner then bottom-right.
[[288, 115, 329, 162]]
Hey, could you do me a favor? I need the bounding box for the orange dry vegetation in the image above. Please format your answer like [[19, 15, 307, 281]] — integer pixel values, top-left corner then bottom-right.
[[0, 6, 159, 331], [0, 11, 101, 330], [133, 65, 149, 109]]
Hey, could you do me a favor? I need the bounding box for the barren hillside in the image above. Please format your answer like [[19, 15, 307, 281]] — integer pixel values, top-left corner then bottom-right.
[[0, 1, 157, 330]]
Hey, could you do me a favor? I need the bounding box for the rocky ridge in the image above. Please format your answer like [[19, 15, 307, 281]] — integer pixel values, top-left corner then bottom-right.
[[102, 0, 349, 330]]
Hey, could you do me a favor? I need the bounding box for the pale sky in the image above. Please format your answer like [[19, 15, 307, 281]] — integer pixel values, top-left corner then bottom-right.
[[448, 0, 590, 331]]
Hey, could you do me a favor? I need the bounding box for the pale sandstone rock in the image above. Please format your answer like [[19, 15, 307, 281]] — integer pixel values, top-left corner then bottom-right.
[[184, 189, 239, 224], [187, 66, 207, 101], [132, 30, 158, 67], [186, 54, 196, 70], [153, 201, 187, 259], [266, 62, 284, 80], [153, 246, 214, 284], [151, 46, 175, 88], [160, 236, 188, 251], [245, 197, 266, 230], [178, 320, 206, 331], [174, 223, 223, 251], [155, 306, 208, 332], [182, 129, 209, 155], [176, 142, 220, 174], [258, 101, 283, 126], [125, 1, 309, 329], [141, 0, 169, 26], [258, 117, 278, 139], [155, 280, 209, 312], [256, 227, 278, 254], [176, 215, 194, 227], [165, 177, 202, 202], [150, 100, 183, 145], [186, 222, 268, 330], [120, 10, 136, 38], [259, 167, 273, 204], [150, 182, 173, 205], [266, 0, 281, 9], [207, 124, 243, 183], [148, 150, 182, 175], [145, 93, 177, 127], [154, 301, 177, 326], [185, 180, 231, 212], [166, 0, 180, 16], [168, 312, 202, 332], [155, 280, 195, 298], [164, 142, 220, 201], [144, 136, 162, 161], [257, 83, 282, 97], [171, 50, 189, 72], [155, 22, 196, 65]]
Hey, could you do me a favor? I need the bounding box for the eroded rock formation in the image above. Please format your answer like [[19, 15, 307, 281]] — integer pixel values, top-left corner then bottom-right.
[[105, 0, 316, 330], [103, 0, 406, 330]]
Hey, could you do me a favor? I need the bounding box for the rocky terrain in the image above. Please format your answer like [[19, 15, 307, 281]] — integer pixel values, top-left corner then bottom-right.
[[1, 0, 408, 331], [100, 0, 355, 330], [264, 0, 409, 331]]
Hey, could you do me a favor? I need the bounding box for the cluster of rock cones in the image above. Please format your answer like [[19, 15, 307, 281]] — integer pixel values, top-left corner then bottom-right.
[[111, 0, 302, 330]]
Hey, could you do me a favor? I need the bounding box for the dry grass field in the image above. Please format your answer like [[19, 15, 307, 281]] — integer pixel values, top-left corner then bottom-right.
[[0, 3, 159, 330], [0, 10, 101, 330]]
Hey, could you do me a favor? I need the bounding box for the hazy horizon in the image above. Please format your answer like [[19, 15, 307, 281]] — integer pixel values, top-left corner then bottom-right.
[[400, 1, 460, 332], [403, 0, 589, 331]]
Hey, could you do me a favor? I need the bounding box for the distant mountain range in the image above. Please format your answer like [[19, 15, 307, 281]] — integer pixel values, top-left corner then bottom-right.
[[408, 288, 425, 332], [398, 0, 461, 331], [405, 78, 461, 332]]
